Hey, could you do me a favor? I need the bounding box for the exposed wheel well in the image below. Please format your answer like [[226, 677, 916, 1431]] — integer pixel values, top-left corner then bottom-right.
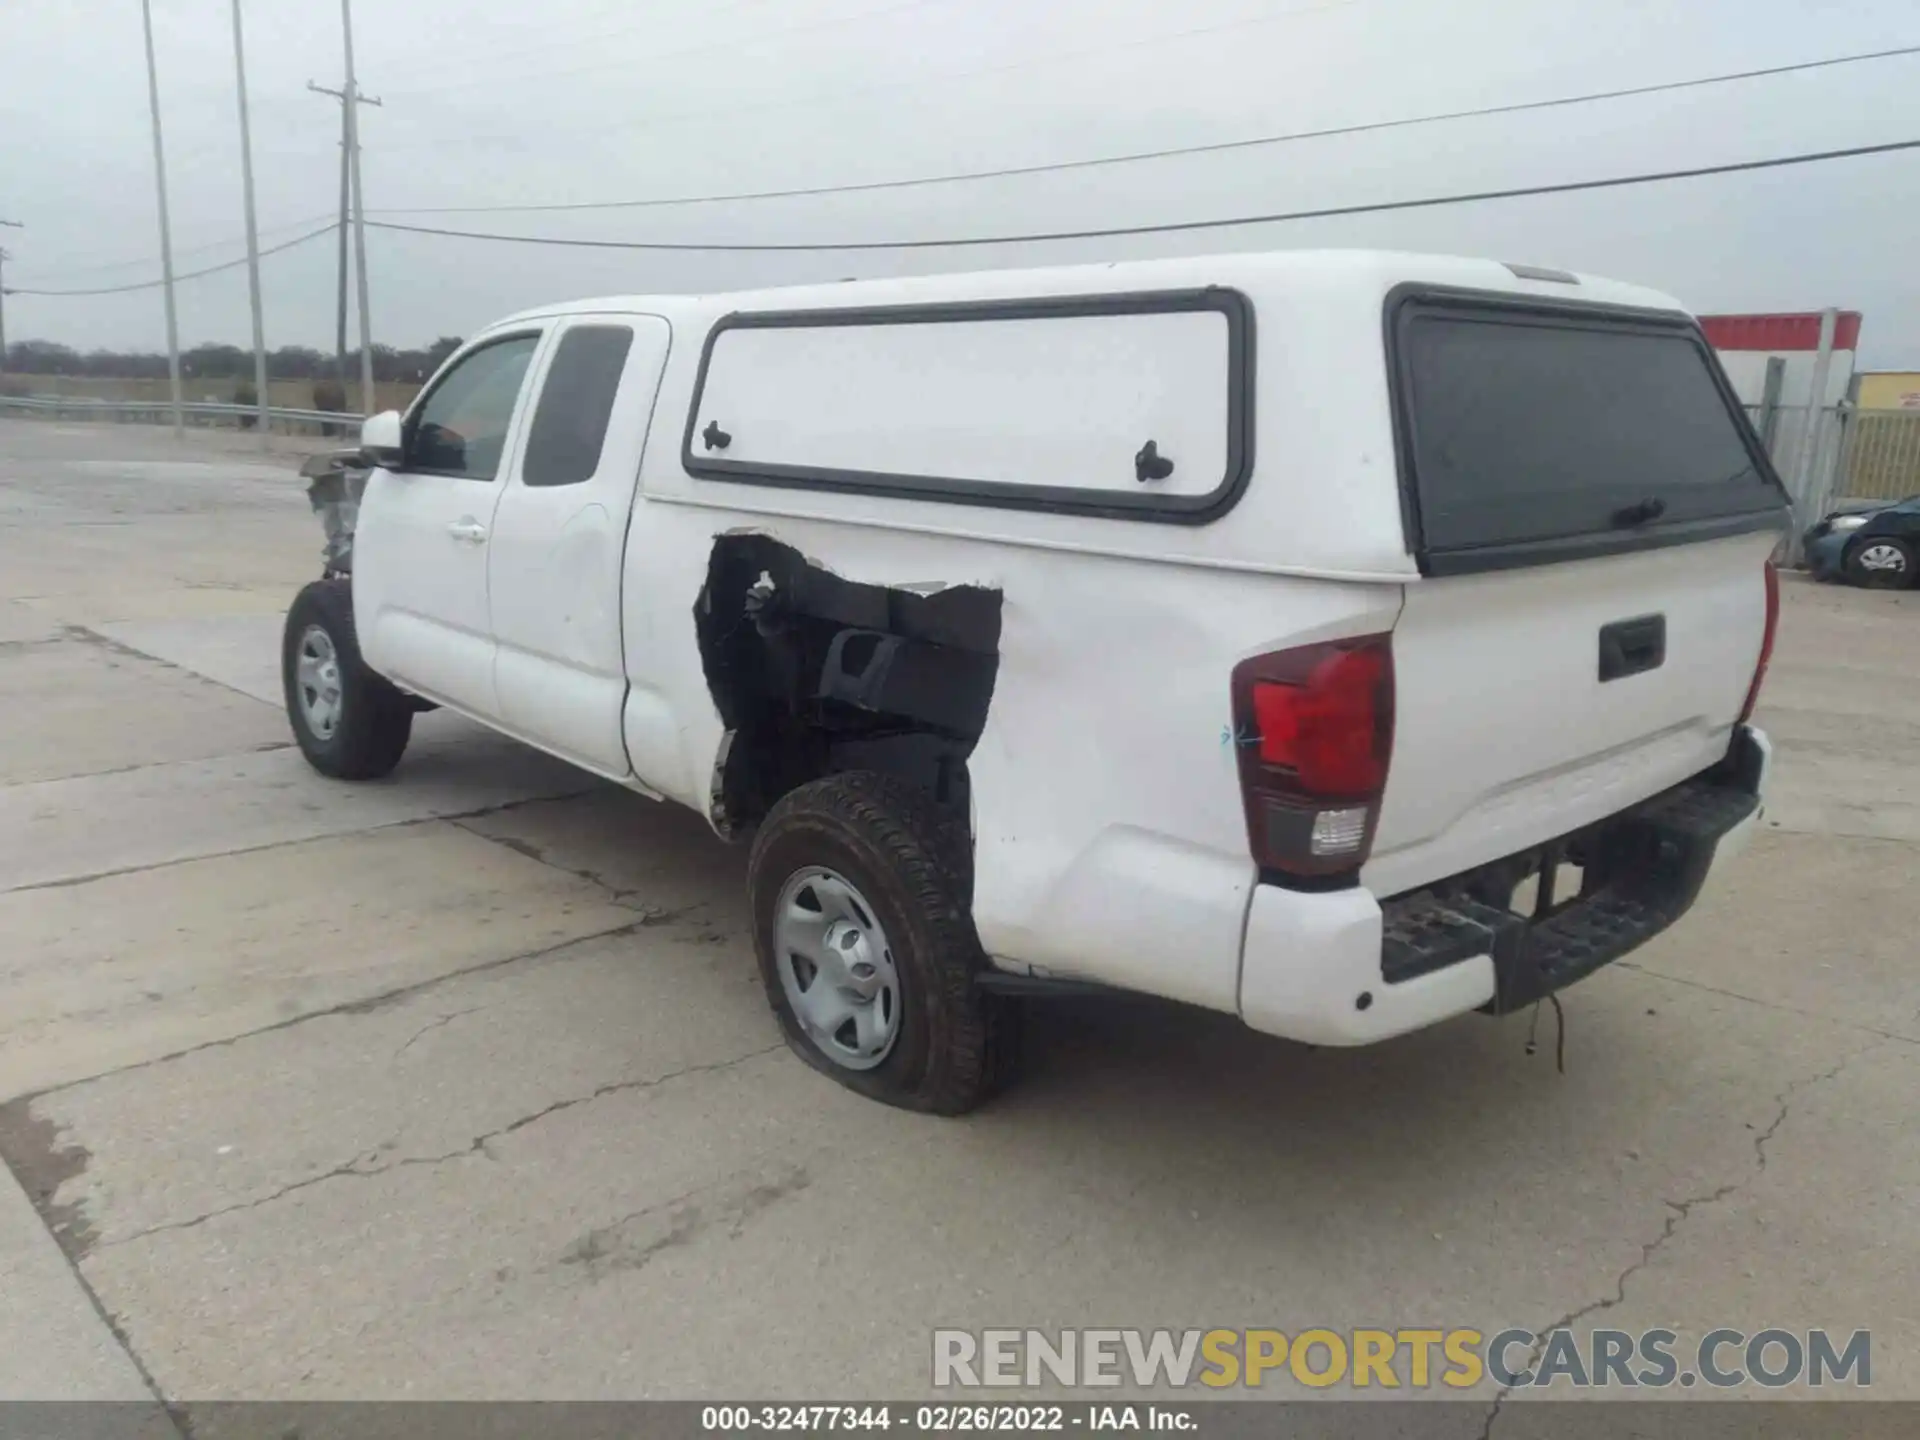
[[693, 535, 1003, 842]]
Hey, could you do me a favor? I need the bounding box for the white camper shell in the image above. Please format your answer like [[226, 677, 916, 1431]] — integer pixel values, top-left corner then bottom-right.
[[282, 249, 1786, 1114]]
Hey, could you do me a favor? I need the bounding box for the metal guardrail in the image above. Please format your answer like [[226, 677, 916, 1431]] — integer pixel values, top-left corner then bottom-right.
[[0, 393, 365, 433]]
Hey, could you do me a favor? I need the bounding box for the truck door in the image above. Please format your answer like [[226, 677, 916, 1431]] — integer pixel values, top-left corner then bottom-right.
[[487, 314, 671, 778], [354, 329, 546, 720]]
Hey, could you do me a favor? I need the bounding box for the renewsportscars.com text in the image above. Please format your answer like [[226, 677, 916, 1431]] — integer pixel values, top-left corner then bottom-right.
[[933, 1328, 1871, 1391]]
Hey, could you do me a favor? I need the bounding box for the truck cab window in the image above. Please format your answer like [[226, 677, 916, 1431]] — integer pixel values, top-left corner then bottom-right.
[[523, 325, 635, 487], [409, 334, 540, 480]]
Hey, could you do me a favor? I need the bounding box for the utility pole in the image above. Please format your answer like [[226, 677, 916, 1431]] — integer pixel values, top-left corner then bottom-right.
[[229, 0, 270, 445], [307, 79, 380, 399], [139, 0, 185, 438], [341, 0, 375, 417], [0, 218, 21, 372]]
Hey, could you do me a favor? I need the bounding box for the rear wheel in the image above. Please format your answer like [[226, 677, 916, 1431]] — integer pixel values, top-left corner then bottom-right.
[[747, 771, 1018, 1114], [1845, 536, 1916, 589], [282, 579, 413, 779]]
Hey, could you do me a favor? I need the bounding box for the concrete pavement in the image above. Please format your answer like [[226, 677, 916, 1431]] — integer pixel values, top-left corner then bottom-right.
[[0, 418, 1915, 1414]]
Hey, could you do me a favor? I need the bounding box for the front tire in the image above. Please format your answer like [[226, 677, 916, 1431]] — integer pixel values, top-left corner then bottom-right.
[[282, 579, 413, 779], [1845, 536, 1916, 589], [747, 772, 1018, 1115]]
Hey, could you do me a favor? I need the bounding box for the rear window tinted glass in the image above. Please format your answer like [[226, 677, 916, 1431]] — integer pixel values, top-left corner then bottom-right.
[[1398, 307, 1779, 556], [523, 325, 634, 486]]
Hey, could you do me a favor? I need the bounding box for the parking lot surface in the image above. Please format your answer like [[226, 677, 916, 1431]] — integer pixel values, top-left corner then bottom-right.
[[2, 420, 1917, 1411]]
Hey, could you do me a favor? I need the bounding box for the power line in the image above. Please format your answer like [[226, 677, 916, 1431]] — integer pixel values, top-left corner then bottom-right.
[[381, 0, 953, 99], [365, 136, 1920, 253], [374, 0, 1364, 155], [16, 212, 338, 284], [378, 0, 790, 92], [373, 41, 1920, 216], [6, 224, 336, 297], [15, 48, 1915, 297]]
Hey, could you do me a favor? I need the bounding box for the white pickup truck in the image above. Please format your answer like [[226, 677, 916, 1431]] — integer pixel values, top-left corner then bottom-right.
[[284, 249, 1787, 1114]]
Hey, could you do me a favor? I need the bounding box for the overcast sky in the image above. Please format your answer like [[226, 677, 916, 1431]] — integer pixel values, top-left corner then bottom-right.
[[3, 0, 1917, 366]]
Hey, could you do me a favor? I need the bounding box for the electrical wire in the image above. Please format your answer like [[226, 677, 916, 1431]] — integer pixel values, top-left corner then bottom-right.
[[381, 0, 956, 99], [373, 0, 1364, 155], [378, 0, 801, 92], [6, 225, 338, 297], [372, 42, 1920, 216], [16, 50, 1916, 293], [15, 212, 339, 283], [363, 136, 1920, 253]]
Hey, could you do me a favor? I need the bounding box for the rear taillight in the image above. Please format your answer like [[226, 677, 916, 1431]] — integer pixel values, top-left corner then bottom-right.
[[1231, 635, 1394, 882], [1737, 560, 1779, 725]]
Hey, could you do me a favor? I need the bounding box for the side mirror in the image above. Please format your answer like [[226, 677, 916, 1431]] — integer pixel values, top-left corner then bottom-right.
[[359, 410, 406, 470]]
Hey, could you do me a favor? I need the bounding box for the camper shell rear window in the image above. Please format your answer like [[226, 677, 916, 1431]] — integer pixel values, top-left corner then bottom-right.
[[1387, 287, 1790, 575]]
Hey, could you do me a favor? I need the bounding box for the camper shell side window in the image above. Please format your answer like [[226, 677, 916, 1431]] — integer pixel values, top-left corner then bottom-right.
[[680, 288, 1257, 526]]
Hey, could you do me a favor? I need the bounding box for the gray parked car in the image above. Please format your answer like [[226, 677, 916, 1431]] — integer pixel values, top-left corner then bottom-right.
[[1802, 495, 1920, 589]]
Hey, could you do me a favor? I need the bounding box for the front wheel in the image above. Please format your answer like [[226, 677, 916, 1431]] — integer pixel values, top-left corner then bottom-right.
[[1845, 536, 1916, 589], [282, 579, 413, 779], [747, 772, 1018, 1115]]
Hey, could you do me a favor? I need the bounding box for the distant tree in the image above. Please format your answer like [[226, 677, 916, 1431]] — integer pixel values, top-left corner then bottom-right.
[[6, 339, 82, 375], [181, 342, 248, 379], [6, 335, 462, 385], [84, 348, 169, 379], [269, 345, 326, 380]]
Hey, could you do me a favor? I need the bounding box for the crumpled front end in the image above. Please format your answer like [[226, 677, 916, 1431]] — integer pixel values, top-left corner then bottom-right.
[[300, 448, 370, 577]]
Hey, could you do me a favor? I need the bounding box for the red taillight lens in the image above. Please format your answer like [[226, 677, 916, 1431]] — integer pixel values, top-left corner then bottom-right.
[[1251, 646, 1390, 794], [1232, 635, 1395, 882], [1738, 559, 1779, 725]]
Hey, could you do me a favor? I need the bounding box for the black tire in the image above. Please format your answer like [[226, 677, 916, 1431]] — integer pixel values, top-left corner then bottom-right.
[[1844, 535, 1917, 590], [282, 579, 413, 780], [747, 772, 1019, 1115]]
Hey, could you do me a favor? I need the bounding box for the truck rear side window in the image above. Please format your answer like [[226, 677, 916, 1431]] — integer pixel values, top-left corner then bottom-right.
[[1393, 297, 1784, 572], [523, 324, 634, 487]]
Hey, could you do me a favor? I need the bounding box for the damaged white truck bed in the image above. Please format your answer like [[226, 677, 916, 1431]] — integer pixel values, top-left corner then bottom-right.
[[282, 248, 1788, 1114]]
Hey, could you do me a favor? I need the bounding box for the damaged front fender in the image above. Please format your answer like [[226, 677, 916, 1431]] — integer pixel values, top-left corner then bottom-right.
[[300, 447, 371, 577]]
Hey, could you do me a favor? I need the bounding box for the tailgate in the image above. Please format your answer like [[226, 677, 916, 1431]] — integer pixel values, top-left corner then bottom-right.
[[1364, 288, 1787, 896]]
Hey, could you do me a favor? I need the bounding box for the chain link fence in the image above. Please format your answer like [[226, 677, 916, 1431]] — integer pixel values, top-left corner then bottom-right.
[[1839, 408, 1920, 503]]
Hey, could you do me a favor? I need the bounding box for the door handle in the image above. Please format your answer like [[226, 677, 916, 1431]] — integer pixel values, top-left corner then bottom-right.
[[447, 520, 488, 544], [1598, 614, 1666, 682]]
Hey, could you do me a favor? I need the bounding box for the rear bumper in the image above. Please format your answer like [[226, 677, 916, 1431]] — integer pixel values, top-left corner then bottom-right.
[[1237, 726, 1770, 1045]]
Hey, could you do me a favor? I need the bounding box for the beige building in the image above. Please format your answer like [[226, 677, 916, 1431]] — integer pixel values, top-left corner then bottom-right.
[[1855, 371, 1920, 410]]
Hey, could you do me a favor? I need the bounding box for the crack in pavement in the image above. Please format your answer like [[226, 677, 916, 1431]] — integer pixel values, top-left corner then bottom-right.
[[94, 1042, 785, 1250], [4, 787, 599, 896], [10, 741, 297, 785], [1617, 961, 1920, 1049], [1479, 1038, 1888, 1437], [393, 1006, 485, 1059], [9, 915, 650, 1107], [444, 816, 708, 926], [59, 623, 289, 712]]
